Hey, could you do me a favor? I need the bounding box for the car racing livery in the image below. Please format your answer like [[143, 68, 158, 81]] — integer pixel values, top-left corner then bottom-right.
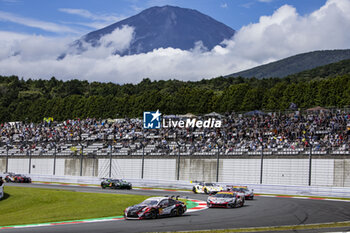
[[207, 191, 245, 208], [124, 196, 187, 219], [192, 182, 223, 194], [4, 173, 32, 183], [228, 186, 254, 200], [101, 178, 132, 190]]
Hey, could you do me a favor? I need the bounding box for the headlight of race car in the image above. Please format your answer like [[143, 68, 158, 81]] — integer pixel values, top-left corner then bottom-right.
[[124, 207, 130, 214]]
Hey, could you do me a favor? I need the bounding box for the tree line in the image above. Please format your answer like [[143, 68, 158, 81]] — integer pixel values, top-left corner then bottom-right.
[[1, 59, 350, 122]]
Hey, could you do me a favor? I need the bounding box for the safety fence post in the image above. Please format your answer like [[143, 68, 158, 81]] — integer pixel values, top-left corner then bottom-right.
[[308, 144, 312, 186]]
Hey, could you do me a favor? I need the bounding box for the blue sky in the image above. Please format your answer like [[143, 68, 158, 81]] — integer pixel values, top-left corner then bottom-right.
[[0, 0, 349, 83], [0, 0, 328, 37]]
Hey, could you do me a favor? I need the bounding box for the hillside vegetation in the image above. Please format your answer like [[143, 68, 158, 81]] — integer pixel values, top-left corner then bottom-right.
[[1, 58, 350, 122], [228, 49, 350, 79]]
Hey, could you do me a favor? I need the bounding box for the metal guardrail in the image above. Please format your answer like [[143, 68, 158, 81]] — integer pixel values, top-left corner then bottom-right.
[[25, 174, 350, 198]]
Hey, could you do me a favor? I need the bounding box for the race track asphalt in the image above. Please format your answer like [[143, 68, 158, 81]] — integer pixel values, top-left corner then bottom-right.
[[2, 183, 350, 233]]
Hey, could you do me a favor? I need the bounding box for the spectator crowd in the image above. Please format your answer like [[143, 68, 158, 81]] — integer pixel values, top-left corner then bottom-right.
[[0, 109, 350, 156]]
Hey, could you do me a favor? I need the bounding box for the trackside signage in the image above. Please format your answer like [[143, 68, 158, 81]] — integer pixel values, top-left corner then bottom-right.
[[143, 110, 222, 129]]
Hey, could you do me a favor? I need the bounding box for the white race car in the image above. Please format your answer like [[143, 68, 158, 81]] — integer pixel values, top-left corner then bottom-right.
[[192, 182, 223, 194]]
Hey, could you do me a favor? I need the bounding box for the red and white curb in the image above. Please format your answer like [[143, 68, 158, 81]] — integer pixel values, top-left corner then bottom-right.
[[256, 194, 350, 202]]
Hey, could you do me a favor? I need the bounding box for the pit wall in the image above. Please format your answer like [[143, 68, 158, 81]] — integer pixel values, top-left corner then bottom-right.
[[0, 157, 350, 187]]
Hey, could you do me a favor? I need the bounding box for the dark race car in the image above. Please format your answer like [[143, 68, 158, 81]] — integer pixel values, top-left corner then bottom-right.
[[101, 178, 132, 190], [124, 196, 187, 220], [5, 173, 32, 183], [230, 186, 254, 200]]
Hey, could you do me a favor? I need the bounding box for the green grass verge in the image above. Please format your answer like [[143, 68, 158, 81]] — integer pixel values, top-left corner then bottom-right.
[[0, 186, 146, 226]]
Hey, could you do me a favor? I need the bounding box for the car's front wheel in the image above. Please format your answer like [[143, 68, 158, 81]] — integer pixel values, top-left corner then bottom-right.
[[240, 200, 244, 207], [150, 210, 158, 219], [170, 208, 178, 217], [177, 207, 184, 216], [192, 187, 197, 194]]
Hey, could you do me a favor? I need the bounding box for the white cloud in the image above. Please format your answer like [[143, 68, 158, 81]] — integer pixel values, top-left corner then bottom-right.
[[241, 2, 254, 9], [59, 8, 124, 22], [0, 0, 350, 83], [74, 25, 135, 58], [59, 8, 125, 29], [0, 11, 79, 34], [258, 0, 273, 3], [221, 3, 228, 8], [1, 0, 21, 3]]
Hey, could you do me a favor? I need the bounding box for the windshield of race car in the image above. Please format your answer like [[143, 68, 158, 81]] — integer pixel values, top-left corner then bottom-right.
[[232, 188, 248, 192], [141, 200, 159, 206], [204, 183, 215, 186], [215, 193, 234, 198]]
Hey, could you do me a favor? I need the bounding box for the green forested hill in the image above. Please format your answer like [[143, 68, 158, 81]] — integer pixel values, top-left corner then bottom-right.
[[1, 58, 350, 122], [228, 49, 350, 79]]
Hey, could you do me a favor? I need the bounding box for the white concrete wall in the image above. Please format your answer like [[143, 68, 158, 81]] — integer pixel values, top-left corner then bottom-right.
[[0, 158, 5, 173], [98, 159, 110, 178], [98, 158, 175, 180], [112, 158, 142, 179], [179, 158, 219, 182], [144, 159, 176, 180], [8, 158, 29, 174], [311, 159, 334, 186], [30, 158, 54, 175], [55, 159, 66, 176], [1, 157, 350, 187], [221, 159, 261, 184], [98, 158, 143, 179], [263, 159, 309, 185]]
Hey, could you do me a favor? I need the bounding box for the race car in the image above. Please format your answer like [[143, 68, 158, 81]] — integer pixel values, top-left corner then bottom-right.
[[207, 191, 245, 208], [101, 178, 132, 190], [5, 173, 32, 183], [124, 196, 187, 219], [228, 186, 254, 200], [4, 173, 15, 182], [192, 182, 223, 194]]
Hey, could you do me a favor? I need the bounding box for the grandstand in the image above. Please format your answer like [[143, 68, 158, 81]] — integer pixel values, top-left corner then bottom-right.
[[0, 108, 349, 157]]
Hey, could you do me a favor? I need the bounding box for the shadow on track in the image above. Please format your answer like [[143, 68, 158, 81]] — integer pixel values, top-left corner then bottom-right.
[[1, 192, 10, 201]]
